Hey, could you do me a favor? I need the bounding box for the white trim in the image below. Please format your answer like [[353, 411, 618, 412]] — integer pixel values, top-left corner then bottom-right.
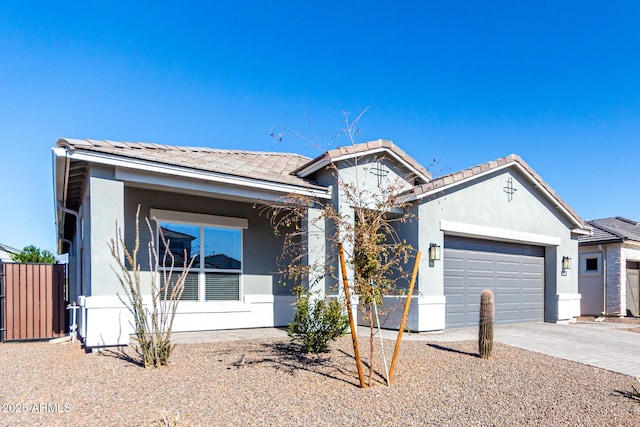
[[571, 227, 592, 236], [296, 146, 431, 182], [407, 162, 585, 230], [440, 220, 561, 246], [55, 148, 331, 199], [150, 209, 248, 229]]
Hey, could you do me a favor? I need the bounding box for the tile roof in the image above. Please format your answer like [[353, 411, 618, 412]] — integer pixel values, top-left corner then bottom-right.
[[579, 217, 640, 244], [404, 154, 586, 229], [295, 139, 432, 182], [57, 138, 324, 189]]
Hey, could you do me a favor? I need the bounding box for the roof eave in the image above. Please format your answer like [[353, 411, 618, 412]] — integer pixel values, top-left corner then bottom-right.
[[295, 145, 432, 183], [56, 147, 332, 200]]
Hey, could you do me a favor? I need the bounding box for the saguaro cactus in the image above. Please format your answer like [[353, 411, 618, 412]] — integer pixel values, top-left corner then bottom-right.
[[478, 289, 495, 360]]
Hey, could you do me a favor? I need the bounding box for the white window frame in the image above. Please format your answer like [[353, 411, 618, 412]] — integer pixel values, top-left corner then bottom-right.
[[151, 209, 248, 302], [580, 252, 602, 276]]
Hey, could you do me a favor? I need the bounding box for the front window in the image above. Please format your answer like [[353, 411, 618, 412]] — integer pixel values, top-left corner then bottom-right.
[[157, 219, 243, 302]]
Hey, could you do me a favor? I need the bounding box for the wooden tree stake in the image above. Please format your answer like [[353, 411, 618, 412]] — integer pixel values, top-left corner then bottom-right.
[[339, 243, 367, 388], [388, 250, 422, 384]]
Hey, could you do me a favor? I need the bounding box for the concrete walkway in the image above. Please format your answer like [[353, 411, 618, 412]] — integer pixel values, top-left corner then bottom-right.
[[171, 321, 640, 377]]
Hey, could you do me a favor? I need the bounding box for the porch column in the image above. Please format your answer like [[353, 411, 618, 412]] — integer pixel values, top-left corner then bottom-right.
[[305, 206, 326, 296]]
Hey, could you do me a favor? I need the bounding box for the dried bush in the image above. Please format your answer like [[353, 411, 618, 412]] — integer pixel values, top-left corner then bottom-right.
[[109, 206, 194, 368]]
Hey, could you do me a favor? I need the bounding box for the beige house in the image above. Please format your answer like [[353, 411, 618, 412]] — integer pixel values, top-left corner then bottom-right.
[[578, 217, 640, 317]]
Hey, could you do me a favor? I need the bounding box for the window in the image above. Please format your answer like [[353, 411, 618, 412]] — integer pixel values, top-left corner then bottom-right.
[[152, 209, 247, 302], [580, 252, 602, 276], [585, 257, 598, 272]]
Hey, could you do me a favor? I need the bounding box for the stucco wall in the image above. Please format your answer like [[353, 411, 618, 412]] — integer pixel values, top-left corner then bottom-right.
[[87, 166, 124, 296], [578, 244, 605, 315], [418, 167, 580, 324]]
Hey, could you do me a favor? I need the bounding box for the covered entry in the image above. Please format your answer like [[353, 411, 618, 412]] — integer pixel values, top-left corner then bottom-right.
[[443, 236, 545, 328]]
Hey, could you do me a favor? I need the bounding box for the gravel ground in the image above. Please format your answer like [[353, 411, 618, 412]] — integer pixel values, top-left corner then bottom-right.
[[577, 316, 640, 334], [1, 335, 639, 427]]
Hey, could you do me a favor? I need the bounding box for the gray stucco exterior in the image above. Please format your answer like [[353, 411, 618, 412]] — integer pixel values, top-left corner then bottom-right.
[[415, 167, 581, 329]]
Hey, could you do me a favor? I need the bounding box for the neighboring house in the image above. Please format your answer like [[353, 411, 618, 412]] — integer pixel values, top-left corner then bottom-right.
[[578, 217, 640, 317], [0, 243, 20, 263], [52, 138, 590, 348]]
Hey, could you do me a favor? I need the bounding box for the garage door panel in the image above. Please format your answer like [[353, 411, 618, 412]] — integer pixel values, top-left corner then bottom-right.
[[467, 259, 494, 272], [495, 262, 521, 273], [467, 276, 494, 287], [444, 236, 545, 328], [444, 258, 464, 271], [521, 264, 544, 274], [496, 278, 522, 288]]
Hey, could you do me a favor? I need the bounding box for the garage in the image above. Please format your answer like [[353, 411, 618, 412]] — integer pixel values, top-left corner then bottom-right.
[[443, 235, 545, 328], [626, 261, 640, 316]]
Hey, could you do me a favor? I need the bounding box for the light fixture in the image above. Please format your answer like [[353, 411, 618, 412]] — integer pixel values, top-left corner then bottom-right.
[[429, 243, 441, 262], [562, 256, 571, 270]]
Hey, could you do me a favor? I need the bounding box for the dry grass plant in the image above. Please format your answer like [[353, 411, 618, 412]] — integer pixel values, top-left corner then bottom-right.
[[109, 205, 195, 368]]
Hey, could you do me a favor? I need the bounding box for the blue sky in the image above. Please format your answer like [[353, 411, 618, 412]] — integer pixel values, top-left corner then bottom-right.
[[1, 1, 639, 254]]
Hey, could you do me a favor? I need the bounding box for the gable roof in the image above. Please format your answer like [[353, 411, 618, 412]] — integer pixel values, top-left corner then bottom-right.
[[0, 243, 20, 254], [579, 217, 640, 245], [56, 138, 324, 190], [400, 153, 587, 231], [294, 139, 432, 183]]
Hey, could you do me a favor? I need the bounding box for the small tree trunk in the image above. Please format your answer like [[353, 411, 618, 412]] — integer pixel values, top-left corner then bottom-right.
[[478, 290, 494, 360], [368, 307, 375, 387]]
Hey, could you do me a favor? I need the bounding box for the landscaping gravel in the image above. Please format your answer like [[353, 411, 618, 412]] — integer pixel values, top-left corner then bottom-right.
[[1, 335, 639, 426]]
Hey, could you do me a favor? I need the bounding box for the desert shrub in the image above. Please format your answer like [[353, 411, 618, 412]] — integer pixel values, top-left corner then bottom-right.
[[109, 206, 194, 368], [288, 286, 349, 353]]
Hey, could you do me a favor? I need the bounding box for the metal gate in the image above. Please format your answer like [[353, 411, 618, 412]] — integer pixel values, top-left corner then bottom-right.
[[0, 263, 67, 341]]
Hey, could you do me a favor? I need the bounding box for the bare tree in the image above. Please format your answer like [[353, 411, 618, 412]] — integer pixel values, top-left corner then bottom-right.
[[265, 110, 416, 386]]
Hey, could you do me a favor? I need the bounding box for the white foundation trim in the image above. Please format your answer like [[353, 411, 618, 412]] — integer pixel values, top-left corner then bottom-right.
[[557, 293, 582, 322]]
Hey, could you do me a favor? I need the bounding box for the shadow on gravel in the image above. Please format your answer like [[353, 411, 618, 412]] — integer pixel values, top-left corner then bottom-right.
[[613, 390, 640, 403], [427, 343, 478, 358], [98, 347, 145, 367], [248, 342, 357, 386], [335, 349, 387, 385]]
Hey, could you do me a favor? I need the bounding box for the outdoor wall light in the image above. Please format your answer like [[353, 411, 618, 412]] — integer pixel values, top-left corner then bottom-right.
[[429, 243, 441, 262], [562, 256, 572, 270]]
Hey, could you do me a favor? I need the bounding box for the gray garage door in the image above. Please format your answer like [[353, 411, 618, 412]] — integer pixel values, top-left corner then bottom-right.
[[444, 235, 545, 328]]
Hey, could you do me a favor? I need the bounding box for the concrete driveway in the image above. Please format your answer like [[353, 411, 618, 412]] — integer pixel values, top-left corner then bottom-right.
[[409, 321, 640, 377]]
